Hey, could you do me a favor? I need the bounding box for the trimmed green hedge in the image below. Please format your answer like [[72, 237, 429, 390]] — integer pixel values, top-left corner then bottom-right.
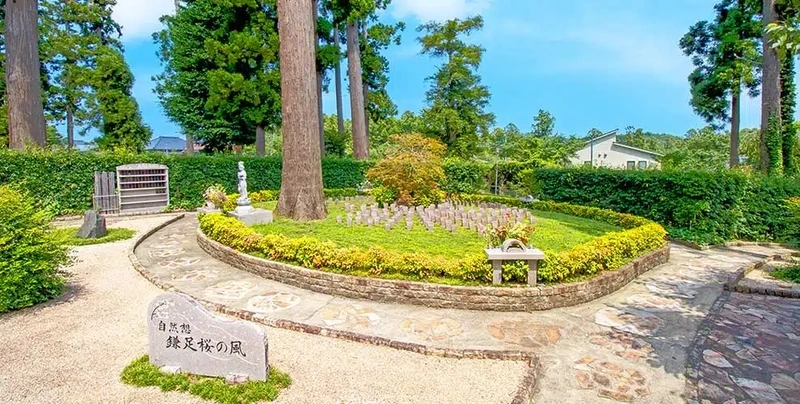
[[0, 150, 370, 214], [529, 168, 800, 245], [2, 150, 797, 245], [199, 196, 666, 284]]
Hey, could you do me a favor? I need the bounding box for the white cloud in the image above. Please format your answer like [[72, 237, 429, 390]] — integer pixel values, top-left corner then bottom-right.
[[113, 0, 174, 42], [391, 0, 491, 22]]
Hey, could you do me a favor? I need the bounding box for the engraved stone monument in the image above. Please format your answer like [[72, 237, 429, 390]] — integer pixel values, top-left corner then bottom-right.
[[147, 292, 269, 381], [77, 210, 107, 239], [227, 161, 273, 226]]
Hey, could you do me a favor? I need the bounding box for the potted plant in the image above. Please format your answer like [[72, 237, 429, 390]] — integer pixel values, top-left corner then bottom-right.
[[202, 184, 228, 211], [485, 221, 535, 249]]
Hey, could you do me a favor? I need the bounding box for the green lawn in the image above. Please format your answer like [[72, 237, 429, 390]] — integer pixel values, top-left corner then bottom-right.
[[770, 265, 800, 284], [252, 201, 621, 258], [51, 227, 136, 246], [120, 355, 290, 404]]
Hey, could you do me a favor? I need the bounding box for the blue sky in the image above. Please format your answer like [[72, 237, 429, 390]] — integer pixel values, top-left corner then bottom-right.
[[114, 0, 765, 140]]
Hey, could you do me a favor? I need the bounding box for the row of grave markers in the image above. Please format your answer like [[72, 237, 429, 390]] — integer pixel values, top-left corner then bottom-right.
[[332, 198, 535, 235]]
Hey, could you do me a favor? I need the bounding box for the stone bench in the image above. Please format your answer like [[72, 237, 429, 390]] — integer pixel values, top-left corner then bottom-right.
[[485, 239, 546, 286]]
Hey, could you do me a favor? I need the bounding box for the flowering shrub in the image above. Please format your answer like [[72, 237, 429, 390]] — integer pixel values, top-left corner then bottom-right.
[[485, 222, 535, 247], [202, 184, 228, 207]]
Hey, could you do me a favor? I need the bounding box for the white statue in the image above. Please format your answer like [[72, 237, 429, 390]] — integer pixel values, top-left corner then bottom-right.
[[236, 161, 250, 207]]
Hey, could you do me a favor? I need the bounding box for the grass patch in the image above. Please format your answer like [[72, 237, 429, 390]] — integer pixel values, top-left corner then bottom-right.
[[252, 201, 620, 258], [770, 266, 800, 284], [50, 227, 136, 246], [120, 355, 291, 404]]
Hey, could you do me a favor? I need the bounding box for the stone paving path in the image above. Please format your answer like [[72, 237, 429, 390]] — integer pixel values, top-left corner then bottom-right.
[[687, 293, 800, 404], [134, 215, 799, 403]]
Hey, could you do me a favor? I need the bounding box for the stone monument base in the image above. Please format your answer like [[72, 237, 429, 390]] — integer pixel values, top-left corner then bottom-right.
[[197, 207, 222, 214], [227, 206, 273, 226]]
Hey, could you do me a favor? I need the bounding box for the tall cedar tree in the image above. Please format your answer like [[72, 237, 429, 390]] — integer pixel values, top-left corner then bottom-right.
[[5, 0, 47, 149], [327, 0, 392, 160], [779, 2, 798, 175], [155, 0, 281, 152], [276, 0, 326, 220], [762, 0, 783, 174], [418, 16, 495, 158], [92, 47, 152, 151], [360, 21, 404, 130], [680, 0, 761, 168], [314, 1, 342, 155], [85, 0, 151, 152], [781, 55, 797, 174]]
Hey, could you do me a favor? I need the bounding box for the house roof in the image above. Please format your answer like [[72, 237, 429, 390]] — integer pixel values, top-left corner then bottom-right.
[[584, 129, 618, 145], [147, 136, 186, 151], [612, 142, 664, 157]]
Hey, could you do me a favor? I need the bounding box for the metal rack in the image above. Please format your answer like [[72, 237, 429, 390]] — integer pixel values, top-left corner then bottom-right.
[[116, 163, 169, 213]]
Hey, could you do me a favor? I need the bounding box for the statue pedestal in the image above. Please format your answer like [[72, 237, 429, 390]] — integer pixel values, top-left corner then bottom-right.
[[228, 206, 273, 226]]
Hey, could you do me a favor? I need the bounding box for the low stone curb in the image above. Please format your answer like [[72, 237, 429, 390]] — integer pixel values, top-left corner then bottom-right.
[[722, 251, 800, 298], [671, 237, 799, 251], [197, 228, 670, 312]]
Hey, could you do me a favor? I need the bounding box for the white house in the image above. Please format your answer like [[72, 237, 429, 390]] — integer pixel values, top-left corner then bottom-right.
[[570, 130, 662, 169]]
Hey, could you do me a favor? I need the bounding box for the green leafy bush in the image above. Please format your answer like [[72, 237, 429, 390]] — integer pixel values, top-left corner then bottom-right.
[[199, 196, 666, 284], [367, 134, 446, 205], [0, 150, 370, 214], [0, 186, 69, 313]]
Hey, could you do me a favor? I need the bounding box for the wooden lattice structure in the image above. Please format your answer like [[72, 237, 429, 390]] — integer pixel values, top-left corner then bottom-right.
[[93, 171, 120, 214]]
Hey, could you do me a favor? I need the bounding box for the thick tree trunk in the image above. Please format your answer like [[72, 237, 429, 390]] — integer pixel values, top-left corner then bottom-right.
[[761, 0, 782, 175], [256, 125, 265, 156], [362, 20, 370, 143], [312, 0, 324, 156], [276, 0, 326, 220], [317, 72, 324, 155], [185, 132, 194, 155], [347, 23, 368, 160], [5, 0, 47, 150], [730, 87, 740, 168], [333, 26, 345, 137], [67, 107, 74, 149]]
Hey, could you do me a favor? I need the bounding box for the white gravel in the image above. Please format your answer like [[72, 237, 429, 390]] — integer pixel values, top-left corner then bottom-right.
[[0, 215, 527, 404]]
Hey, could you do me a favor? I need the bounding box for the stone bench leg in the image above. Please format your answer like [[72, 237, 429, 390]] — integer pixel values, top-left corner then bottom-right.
[[527, 260, 538, 286], [492, 260, 503, 284]]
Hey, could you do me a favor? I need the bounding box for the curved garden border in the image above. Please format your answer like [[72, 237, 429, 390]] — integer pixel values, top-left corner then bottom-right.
[[197, 229, 670, 312]]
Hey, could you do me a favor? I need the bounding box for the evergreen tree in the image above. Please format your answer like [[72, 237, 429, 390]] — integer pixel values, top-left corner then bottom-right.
[[154, 0, 281, 152], [277, 0, 326, 220], [5, 0, 47, 149], [92, 47, 152, 151], [417, 16, 495, 158], [763, 0, 784, 174], [680, 0, 761, 168], [361, 21, 404, 125]]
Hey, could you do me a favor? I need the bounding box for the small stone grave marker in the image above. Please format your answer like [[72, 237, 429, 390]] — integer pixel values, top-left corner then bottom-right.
[[147, 292, 269, 381]]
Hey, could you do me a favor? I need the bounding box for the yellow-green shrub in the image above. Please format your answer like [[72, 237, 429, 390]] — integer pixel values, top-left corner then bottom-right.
[[199, 196, 668, 285], [0, 186, 69, 313]]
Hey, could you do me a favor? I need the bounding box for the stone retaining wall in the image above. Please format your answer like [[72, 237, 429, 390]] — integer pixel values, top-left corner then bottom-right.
[[197, 229, 670, 312]]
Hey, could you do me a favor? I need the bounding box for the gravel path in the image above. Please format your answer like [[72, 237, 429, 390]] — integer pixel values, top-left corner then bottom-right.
[[0, 215, 526, 404]]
